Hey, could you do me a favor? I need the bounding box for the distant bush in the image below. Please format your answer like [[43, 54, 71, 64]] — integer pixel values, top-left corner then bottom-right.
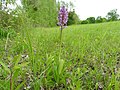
[[81, 20, 89, 24], [95, 16, 103, 23], [87, 17, 95, 24]]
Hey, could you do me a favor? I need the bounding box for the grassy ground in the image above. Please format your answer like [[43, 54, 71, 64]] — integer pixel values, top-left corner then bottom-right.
[[0, 21, 120, 90]]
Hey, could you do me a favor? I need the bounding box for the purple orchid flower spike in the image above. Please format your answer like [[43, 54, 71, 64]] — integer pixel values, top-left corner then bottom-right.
[[58, 6, 68, 30]]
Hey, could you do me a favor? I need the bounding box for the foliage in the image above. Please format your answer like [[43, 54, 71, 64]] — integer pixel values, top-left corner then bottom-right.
[[0, 1, 29, 31], [0, 21, 120, 89], [81, 20, 89, 24], [22, 0, 57, 27], [57, 1, 79, 26], [0, 1, 120, 89], [106, 9, 119, 21], [87, 17, 95, 24], [95, 16, 103, 23], [67, 10, 80, 25], [102, 17, 107, 22], [0, 28, 16, 38]]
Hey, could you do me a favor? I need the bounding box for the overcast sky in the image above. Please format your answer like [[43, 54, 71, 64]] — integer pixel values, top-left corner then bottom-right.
[[58, 0, 120, 20]]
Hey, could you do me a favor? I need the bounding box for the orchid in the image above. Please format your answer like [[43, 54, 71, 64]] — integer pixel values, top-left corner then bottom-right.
[[58, 6, 68, 29]]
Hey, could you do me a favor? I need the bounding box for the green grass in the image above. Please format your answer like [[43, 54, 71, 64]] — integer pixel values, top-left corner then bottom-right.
[[0, 21, 120, 90]]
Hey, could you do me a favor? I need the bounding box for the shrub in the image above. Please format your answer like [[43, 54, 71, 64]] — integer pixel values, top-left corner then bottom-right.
[[96, 16, 103, 23], [87, 17, 95, 24], [81, 20, 89, 24]]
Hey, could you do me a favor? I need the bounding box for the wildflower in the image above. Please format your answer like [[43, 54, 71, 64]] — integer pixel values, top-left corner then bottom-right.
[[58, 6, 68, 28]]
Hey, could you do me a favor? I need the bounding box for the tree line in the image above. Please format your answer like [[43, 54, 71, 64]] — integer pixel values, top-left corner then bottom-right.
[[0, 0, 120, 30], [57, 1, 120, 25], [80, 9, 120, 24]]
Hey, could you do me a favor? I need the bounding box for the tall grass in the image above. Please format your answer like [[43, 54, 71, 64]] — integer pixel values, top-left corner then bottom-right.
[[0, 21, 120, 89]]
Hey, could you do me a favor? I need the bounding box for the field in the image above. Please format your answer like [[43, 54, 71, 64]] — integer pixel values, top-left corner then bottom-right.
[[0, 21, 120, 90]]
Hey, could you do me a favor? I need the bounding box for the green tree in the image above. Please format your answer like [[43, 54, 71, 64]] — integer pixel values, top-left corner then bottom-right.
[[22, 0, 57, 27], [67, 9, 80, 25], [96, 16, 103, 23], [106, 9, 119, 21], [87, 17, 95, 24], [102, 17, 107, 22]]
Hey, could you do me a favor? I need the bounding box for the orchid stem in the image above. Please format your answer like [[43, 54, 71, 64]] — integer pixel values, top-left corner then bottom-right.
[[59, 26, 63, 60]]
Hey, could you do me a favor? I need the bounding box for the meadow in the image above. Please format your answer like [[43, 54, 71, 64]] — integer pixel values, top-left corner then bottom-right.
[[0, 21, 120, 90]]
